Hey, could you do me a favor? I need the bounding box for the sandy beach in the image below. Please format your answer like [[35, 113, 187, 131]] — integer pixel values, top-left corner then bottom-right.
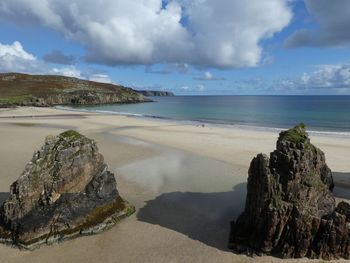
[[0, 107, 349, 263]]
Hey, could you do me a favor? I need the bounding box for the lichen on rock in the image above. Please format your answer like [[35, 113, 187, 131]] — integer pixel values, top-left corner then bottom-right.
[[229, 124, 350, 260], [0, 130, 134, 250]]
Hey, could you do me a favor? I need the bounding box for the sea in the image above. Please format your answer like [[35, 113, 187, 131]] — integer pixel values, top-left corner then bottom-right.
[[68, 95, 350, 136]]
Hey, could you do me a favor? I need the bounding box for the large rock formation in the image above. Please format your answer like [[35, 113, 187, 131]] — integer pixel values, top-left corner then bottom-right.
[[229, 124, 350, 260], [0, 131, 134, 250]]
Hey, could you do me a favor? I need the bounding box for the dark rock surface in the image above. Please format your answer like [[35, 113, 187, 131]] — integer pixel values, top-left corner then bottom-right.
[[0, 130, 134, 250], [229, 124, 350, 260], [137, 90, 175, 97]]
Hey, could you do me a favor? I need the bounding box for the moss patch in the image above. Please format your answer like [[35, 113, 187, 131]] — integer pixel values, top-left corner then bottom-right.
[[81, 196, 133, 230], [60, 130, 83, 140], [279, 123, 308, 144]]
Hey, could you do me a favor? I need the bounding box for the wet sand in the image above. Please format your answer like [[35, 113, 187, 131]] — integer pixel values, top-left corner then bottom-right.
[[0, 107, 349, 263]]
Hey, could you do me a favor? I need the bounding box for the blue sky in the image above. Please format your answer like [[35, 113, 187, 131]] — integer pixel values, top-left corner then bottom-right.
[[0, 0, 350, 95]]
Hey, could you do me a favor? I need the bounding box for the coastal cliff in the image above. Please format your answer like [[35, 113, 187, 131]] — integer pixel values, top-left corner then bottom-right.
[[137, 90, 175, 97], [0, 130, 134, 250], [0, 73, 149, 107], [229, 124, 350, 260]]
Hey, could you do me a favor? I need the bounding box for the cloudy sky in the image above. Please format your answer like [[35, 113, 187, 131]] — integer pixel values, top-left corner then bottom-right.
[[0, 0, 350, 95]]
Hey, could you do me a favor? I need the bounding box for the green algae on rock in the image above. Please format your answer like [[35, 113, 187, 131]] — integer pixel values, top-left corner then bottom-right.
[[279, 123, 308, 144], [0, 130, 134, 250]]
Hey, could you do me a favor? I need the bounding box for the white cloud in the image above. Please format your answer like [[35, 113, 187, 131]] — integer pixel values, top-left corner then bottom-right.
[[0, 41, 35, 60], [194, 71, 225, 81], [0, 41, 42, 73], [230, 64, 350, 94], [179, 86, 190, 90], [299, 64, 350, 88], [88, 74, 112, 84], [286, 0, 350, 47], [0, 0, 292, 68], [197, 84, 205, 92], [175, 84, 207, 94], [183, 0, 292, 68], [0, 41, 112, 82], [273, 63, 350, 91], [49, 66, 82, 78], [200, 72, 213, 80]]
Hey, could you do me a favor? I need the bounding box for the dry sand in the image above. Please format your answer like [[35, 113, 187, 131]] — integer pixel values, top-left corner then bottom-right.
[[0, 106, 349, 263]]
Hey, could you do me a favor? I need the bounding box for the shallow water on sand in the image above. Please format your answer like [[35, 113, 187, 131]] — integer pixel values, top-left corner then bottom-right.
[[115, 136, 245, 194], [112, 135, 247, 250]]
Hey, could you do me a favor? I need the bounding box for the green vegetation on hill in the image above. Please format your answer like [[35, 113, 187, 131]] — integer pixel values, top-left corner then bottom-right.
[[0, 73, 149, 107]]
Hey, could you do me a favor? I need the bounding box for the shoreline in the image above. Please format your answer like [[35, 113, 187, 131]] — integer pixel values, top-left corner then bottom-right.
[[1, 105, 350, 138], [0, 106, 349, 263], [0, 106, 349, 171], [54, 105, 350, 138]]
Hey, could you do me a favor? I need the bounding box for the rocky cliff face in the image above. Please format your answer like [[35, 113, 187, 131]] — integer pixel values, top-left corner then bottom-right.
[[229, 124, 350, 260], [0, 73, 149, 107], [137, 90, 175, 97], [0, 131, 134, 250], [29, 90, 148, 107]]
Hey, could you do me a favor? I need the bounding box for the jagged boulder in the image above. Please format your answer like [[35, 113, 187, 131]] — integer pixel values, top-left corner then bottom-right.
[[0, 130, 134, 250], [229, 124, 350, 260]]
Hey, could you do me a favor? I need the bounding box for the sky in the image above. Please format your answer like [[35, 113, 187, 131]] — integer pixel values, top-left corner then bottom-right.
[[0, 0, 350, 95]]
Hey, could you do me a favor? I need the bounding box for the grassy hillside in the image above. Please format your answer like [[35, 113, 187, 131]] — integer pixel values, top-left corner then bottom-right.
[[0, 73, 148, 107]]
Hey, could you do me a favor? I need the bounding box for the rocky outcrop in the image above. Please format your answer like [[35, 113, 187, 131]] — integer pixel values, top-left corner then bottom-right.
[[0, 73, 150, 107], [28, 90, 149, 107], [0, 130, 134, 250], [137, 90, 175, 97], [229, 124, 350, 260]]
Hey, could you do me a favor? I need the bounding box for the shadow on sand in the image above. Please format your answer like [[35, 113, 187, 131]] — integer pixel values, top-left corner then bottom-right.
[[333, 172, 350, 199], [0, 192, 10, 206], [137, 183, 246, 251]]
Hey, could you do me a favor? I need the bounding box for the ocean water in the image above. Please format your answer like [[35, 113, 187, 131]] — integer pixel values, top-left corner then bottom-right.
[[71, 96, 350, 134]]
